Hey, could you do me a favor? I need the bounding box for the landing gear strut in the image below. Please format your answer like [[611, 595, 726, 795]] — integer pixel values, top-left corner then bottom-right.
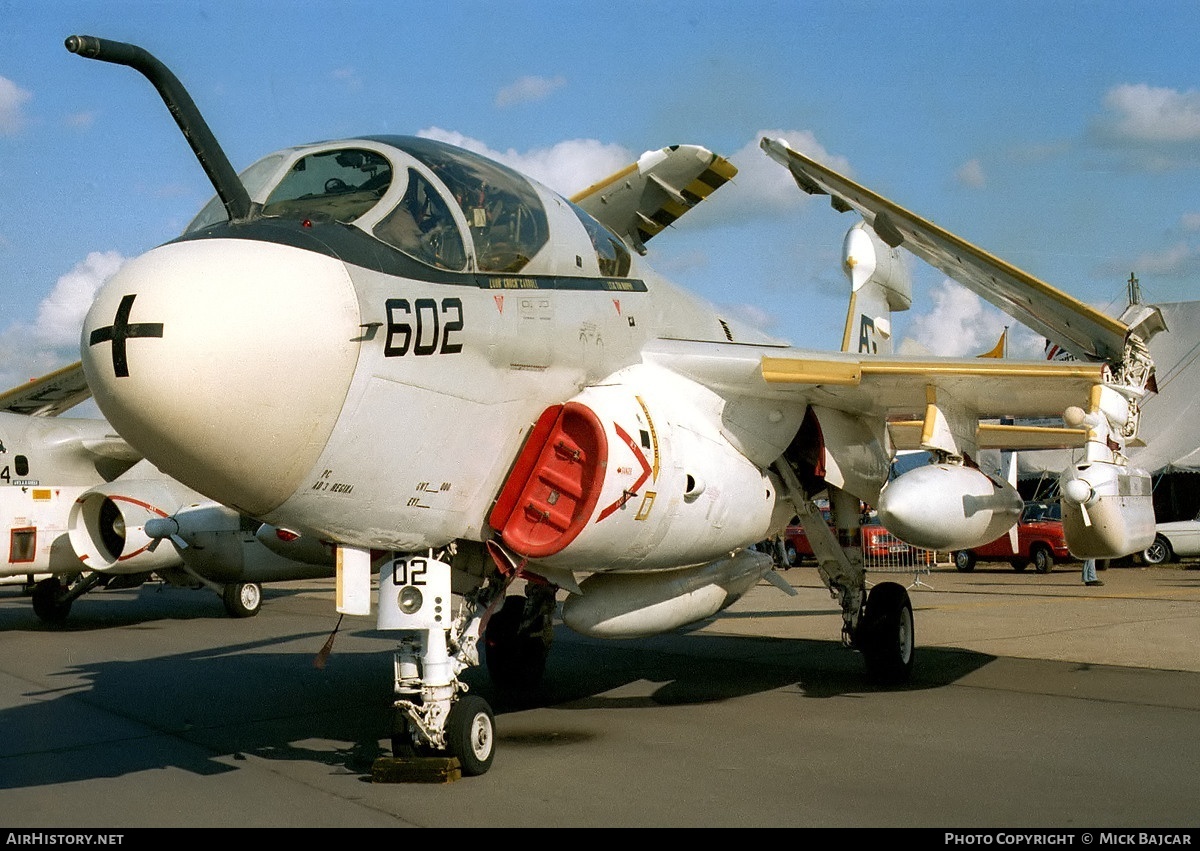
[[484, 586, 555, 691], [379, 553, 507, 776], [773, 461, 916, 684]]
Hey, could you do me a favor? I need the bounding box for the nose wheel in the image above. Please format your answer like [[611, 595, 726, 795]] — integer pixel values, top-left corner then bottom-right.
[[443, 694, 496, 776]]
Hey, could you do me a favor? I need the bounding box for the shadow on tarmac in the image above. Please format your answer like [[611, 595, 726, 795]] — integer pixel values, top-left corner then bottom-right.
[[0, 597, 996, 790]]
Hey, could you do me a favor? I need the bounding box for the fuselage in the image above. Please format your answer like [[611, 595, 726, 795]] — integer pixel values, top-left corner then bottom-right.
[[82, 136, 780, 555]]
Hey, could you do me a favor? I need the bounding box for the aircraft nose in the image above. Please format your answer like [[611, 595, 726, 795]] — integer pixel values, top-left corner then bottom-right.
[[81, 238, 362, 517]]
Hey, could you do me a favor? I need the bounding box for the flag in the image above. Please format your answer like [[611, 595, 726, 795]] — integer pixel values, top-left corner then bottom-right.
[[978, 328, 1007, 358]]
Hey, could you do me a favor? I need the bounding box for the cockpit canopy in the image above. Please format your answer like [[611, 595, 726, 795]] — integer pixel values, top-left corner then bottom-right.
[[261, 148, 392, 224], [186, 135, 630, 277]]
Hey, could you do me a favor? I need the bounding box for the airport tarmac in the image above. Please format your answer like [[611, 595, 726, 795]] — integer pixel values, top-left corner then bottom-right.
[[1, 560, 1198, 829]]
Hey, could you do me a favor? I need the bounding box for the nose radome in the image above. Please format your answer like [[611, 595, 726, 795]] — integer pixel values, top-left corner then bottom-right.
[[82, 238, 362, 517]]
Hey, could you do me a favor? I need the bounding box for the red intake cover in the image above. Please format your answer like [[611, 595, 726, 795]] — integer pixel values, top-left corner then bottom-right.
[[489, 402, 608, 559]]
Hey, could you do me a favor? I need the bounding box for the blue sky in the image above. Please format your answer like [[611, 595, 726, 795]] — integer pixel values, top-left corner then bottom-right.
[[1, 1, 1199, 391]]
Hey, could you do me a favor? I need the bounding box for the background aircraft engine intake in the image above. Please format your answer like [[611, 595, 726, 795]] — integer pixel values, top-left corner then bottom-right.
[[561, 550, 775, 639], [67, 477, 200, 573], [489, 367, 776, 572], [876, 462, 1022, 552]]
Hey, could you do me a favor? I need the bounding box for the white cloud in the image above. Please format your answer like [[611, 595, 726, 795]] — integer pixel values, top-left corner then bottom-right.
[[0, 76, 32, 136], [1101, 83, 1200, 143], [955, 158, 986, 189], [0, 251, 126, 390], [417, 127, 633, 195], [897, 278, 1041, 358], [1181, 212, 1200, 232], [34, 251, 126, 347], [721, 130, 852, 215], [65, 110, 96, 129], [332, 67, 362, 91], [495, 75, 566, 108], [1128, 240, 1200, 279], [415, 126, 848, 227]]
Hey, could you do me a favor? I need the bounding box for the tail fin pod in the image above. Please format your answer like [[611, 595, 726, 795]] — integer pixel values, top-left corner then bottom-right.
[[841, 220, 912, 354]]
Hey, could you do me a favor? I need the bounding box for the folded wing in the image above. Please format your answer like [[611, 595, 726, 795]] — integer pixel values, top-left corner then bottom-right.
[[760, 136, 1164, 373]]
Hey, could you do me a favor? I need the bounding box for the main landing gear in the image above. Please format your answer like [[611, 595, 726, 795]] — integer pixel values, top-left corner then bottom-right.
[[773, 462, 916, 685], [856, 581, 915, 684], [30, 570, 262, 624], [31, 573, 105, 624], [221, 581, 262, 618]]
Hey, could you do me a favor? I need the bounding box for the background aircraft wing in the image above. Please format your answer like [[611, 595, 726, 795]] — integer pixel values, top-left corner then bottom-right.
[[760, 137, 1155, 366], [570, 145, 736, 254], [0, 361, 92, 416]]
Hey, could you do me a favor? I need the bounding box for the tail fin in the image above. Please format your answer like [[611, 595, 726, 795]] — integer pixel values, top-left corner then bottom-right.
[[840, 220, 912, 354]]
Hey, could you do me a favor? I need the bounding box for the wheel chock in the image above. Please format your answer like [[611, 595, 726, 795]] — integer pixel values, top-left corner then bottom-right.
[[370, 755, 462, 784]]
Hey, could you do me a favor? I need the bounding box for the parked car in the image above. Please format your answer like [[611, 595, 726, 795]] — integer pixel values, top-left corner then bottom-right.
[[1141, 512, 1200, 564], [784, 512, 827, 564], [952, 501, 1069, 573], [785, 512, 932, 566]]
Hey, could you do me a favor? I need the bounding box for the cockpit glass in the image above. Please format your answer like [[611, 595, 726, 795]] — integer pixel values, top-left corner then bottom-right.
[[374, 168, 467, 271], [261, 148, 392, 224], [185, 153, 287, 233], [568, 201, 631, 277], [390, 137, 548, 273]]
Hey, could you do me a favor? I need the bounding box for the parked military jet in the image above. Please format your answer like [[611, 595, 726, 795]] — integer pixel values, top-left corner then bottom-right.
[[67, 36, 1162, 775]]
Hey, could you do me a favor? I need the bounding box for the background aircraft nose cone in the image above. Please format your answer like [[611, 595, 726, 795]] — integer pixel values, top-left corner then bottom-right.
[[81, 239, 361, 516]]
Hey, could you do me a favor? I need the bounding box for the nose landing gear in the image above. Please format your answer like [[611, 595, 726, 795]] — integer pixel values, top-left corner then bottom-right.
[[376, 553, 504, 778]]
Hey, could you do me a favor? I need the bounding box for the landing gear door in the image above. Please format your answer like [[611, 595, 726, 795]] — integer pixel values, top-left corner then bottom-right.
[[378, 555, 452, 631]]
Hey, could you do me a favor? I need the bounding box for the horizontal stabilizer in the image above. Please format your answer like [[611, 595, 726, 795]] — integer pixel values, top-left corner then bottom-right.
[[571, 145, 736, 253]]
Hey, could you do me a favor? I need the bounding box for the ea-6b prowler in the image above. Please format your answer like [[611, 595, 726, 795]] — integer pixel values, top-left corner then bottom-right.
[[67, 35, 1161, 775]]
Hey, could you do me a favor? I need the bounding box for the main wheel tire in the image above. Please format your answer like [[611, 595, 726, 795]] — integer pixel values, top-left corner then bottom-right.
[[444, 694, 495, 776], [1031, 545, 1053, 574], [222, 582, 262, 618], [32, 577, 71, 624], [1011, 559, 1029, 572], [485, 595, 549, 690], [953, 550, 976, 572], [857, 581, 915, 685], [1142, 536, 1172, 565]]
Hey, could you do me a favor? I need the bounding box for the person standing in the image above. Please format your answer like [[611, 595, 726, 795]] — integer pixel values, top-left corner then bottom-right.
[[1082, 558, 1104, 586]]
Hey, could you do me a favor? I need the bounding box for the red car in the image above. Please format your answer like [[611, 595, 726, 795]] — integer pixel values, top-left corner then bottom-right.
[[952, 502, 1070, 573], [784, 513, 931, 566]]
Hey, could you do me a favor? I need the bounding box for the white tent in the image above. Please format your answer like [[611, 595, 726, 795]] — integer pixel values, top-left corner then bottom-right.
[[1126, 301, 1200, 474], [971, 302, 1200, 481]]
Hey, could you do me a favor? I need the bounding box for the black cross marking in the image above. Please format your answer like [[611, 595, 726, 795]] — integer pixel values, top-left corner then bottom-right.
[[88, 294, 164, 378]]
